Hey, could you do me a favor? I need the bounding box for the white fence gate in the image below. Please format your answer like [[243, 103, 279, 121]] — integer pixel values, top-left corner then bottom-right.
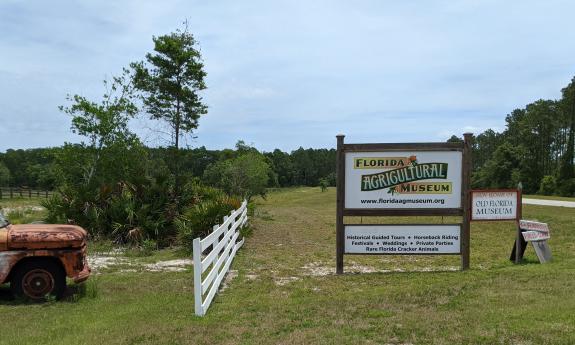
[[193, 200, 248, 316]]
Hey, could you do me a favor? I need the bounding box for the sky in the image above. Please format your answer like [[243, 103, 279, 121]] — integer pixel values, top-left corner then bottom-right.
[[0, 0, 574, 152]]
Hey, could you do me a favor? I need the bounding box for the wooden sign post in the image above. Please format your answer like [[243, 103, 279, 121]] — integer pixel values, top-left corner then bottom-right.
[[515, 184, 523, 264], [335, 133, 472, 273]]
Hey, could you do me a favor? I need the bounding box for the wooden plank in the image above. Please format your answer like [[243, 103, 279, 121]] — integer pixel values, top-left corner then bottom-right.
[[201, 231, 239, 294], [515, 185, 524, 264], [202, 233, 242, 311], [199, 202, 248, 272], [461, 133, 472, 270], [200, 222, 227, 251], [193, 238, 204, 316], [200, 203, 246, 251], [236, 237, 245, 250], [200, 210, 237, 251], [343, 142, 463, 152], [193, 199, 248, 316], [201, 223, 236, 272], [532, 240, 552, 263], [201, 231, 239, 292], [336, 135, 345, 274]]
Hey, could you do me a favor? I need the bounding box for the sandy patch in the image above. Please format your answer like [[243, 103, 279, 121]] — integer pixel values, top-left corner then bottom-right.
[[88, 255, 130, 272], [89, 255, 192, 273], [274, 276, 301, 286], [245, 273, 259, 280], [302, 262, 334, 276], [302, 261, 459, 276], [0, 206, 45, 213], [144, 259, 192, 272], [220, 270, 239, 291]]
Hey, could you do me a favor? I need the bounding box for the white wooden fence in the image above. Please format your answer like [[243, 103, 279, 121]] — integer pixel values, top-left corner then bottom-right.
[[193, 200, 248, 316]]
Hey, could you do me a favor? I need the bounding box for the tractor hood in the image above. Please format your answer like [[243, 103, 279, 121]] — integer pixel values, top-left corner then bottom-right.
[[1, 224, 88, 250]]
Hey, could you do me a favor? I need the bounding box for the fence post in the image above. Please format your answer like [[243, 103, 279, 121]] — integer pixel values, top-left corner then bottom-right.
[[223, 216, 229, 240], [193, 238, 204, 316]]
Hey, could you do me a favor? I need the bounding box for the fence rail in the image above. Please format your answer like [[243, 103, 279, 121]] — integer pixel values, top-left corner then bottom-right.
[[0, 188, 55, 200], [193, 200, 248, 316]]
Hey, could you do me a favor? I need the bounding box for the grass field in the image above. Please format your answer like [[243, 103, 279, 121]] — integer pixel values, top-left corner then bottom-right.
[[1, 187, 574, 344]]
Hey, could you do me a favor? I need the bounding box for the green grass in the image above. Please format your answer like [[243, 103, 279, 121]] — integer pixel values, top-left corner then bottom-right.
[[1, 187, 574, 344], [0, 197, 50, 208], [523, 194, 575, 202], [0, 197, 47, 224]]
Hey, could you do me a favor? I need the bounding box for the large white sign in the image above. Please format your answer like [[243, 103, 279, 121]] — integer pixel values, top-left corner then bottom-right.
[[344, 151, 462, 209], [471, 190, 518, 220], [345, 225, 461, 254]]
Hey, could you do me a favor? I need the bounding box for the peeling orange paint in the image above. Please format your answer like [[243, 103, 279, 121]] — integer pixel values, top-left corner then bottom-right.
[[0, 224, 90, 285]]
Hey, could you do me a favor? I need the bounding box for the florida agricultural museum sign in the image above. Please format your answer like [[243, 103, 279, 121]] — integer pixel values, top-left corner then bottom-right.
[[335, 134, 473, 274], [345, 151, 463, 209]]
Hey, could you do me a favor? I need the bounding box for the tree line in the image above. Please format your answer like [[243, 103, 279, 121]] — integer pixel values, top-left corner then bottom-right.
[[448, 77, 575, 196], [0, 144, 337, 190]]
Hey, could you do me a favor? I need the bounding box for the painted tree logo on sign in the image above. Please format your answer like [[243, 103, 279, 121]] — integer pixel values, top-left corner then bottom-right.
[[359, 159, 450, 195]]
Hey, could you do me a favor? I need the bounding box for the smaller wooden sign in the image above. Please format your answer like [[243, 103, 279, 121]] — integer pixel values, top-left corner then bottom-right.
[[519, 220, 549, 232], [470, 189, 519, 221], [511, 220, 552, 264], [522, 231, 550, 241]]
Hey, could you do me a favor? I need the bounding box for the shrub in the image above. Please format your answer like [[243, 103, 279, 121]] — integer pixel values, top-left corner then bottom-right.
[[175, 190, 240, 250], [319, 178, 329, 192], [43, 173, 176, 245], [538, 175, 557, 195], [203, 152, 271, 201], [557, 178, 575, 197]]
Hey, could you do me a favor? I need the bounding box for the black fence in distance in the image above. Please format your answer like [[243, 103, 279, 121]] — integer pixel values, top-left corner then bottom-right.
[[0, 188, 55, 200]]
